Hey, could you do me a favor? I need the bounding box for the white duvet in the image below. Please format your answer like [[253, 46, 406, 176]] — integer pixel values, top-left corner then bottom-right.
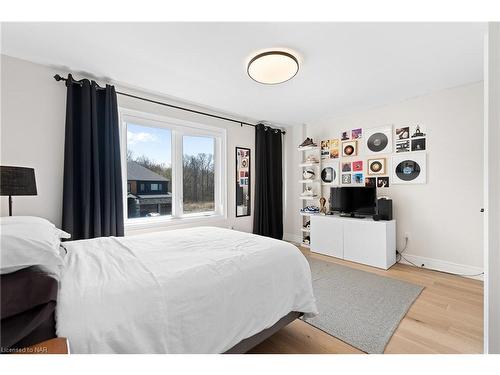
[[56, 227, 317, 353]]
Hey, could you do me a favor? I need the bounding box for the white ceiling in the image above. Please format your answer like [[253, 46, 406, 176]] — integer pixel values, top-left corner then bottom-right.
[[1, 22, 486, 126]]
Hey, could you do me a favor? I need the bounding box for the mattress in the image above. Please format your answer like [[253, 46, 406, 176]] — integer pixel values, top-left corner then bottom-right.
[[56, 227, 317, 353]]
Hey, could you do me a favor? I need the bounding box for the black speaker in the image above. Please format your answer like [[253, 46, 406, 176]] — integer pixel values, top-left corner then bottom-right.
[[377, 198, 393, 221]]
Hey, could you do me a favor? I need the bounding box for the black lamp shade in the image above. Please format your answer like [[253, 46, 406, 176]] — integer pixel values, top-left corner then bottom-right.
[[0, 166, 37, 196]]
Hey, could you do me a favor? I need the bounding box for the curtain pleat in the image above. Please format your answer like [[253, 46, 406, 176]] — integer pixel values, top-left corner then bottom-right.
[[62, 74, 124, 240], [253, 124, 283, 239]]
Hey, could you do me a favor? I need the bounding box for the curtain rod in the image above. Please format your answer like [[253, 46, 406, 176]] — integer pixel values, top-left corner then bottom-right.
[[53, 74, 286, 135]]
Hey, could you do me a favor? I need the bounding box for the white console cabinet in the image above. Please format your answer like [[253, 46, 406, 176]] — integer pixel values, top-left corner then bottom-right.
[[310, 215, 396, 269]]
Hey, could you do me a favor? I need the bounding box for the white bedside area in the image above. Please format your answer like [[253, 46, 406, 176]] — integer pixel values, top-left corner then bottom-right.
[[310, 215, 396, 269]]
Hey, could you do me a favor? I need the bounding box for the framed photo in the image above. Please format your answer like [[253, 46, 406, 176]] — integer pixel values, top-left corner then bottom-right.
[[352, 160, 363, 172], [411, 138, 426, 151], [367, 158, 386, 175], [329, 139, 340, 159], [365, 177, 376, 188], [377, 177, 390, 188], [352, 128, 362, 139], [364, 125, 393, 155], [321, 140, 330, 160], [341, 162, 352, 172], [235, 147, 251, 217], [392, 153, 427, 184], [395, 126, 410, 140], [342, 140, 358, 157], [341, 130, 350, 141], [341, 174, 351, 184], [411, 125, 426, 138], [396, 140, 410, 153], [352, 173, 364, 184]]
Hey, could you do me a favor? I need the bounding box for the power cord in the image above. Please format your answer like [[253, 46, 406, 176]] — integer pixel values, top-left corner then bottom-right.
[[396, 236, 484, 278]]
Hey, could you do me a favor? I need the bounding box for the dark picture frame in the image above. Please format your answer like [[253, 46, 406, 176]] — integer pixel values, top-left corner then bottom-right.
[[236, 147, 251, 217]]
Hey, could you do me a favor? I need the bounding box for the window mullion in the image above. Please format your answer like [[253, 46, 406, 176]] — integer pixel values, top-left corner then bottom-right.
[[172, 130, 184, 218]]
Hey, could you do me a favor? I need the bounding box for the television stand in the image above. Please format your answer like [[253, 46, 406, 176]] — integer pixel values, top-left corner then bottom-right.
[[310, 215, 396, 269], [339, 213, 366, 219]]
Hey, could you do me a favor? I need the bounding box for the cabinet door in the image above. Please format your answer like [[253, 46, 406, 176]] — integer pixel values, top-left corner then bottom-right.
[[343, 221, 387, 268], [310, 216, 343, 258]]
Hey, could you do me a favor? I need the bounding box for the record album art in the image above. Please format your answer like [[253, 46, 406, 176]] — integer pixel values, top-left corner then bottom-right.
[[364, 126, 392, 155], [321, 140, 330, 160], [341, 130, 350, 141], [392, 153, 427, 184], [342, 140, 358, 157], [377, 177, 390, 188], [411, 138, 426, 151], [352, 128, 362, 139], [352, 160, 363, 172], [342, 162, 352, 172], [395, 126, 410, 140], [325, 160, 340, 185], [353, 173, 364, 184], [365, 177, 376, 188], [329, 139, 340, 159], [321, 167, 334, 183], [396, 140, 410, 153], [367, 158, 386, 175], [341, 174, 351, 184], [411, 125, 426, 138]]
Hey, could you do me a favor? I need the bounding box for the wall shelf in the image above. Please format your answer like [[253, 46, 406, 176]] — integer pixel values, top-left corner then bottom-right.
[[297, 146, 319, 152]]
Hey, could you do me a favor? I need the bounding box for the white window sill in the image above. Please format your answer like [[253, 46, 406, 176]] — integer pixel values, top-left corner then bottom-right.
[[124, 213, 226, 232]]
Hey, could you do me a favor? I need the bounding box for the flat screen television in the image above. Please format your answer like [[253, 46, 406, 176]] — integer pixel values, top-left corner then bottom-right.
[[330, 186, 377, 217]]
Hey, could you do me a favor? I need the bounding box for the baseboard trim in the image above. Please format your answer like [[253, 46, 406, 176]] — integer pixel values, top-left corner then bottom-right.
[[399, 253, 484, 280], [283, 233, 302, 244]]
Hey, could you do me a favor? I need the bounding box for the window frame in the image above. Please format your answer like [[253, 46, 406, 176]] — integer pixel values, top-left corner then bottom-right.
[[119, 108, 227, 229]]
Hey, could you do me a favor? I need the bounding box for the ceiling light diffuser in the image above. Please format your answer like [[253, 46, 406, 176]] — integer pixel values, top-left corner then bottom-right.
[[247, 51, 299, 85]]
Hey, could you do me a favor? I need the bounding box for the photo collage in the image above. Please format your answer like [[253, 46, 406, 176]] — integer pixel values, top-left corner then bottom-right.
[[320, 124, 427, 189]]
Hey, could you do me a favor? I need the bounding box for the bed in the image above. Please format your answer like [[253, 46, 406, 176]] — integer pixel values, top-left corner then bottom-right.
[[56, 226, 317, 353]]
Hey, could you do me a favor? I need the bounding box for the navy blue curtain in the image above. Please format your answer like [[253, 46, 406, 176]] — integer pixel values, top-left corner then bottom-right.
[[253, 124, 283, 239], [62, 74, 124, 240]]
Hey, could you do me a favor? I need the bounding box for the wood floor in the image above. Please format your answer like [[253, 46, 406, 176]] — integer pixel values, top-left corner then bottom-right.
[[249, 248, 484, 354]]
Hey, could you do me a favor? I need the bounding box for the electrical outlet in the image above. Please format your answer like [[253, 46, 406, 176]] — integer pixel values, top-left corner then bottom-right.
[[404, 232, 411, 242]]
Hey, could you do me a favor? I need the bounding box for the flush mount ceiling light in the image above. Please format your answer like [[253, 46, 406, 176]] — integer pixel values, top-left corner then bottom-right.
[[247, 51, 299, 85]]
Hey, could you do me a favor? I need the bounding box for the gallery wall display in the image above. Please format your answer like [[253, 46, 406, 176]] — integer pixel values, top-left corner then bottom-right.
[[236, 147, 251, 217], [364, 126, 393, 155], [319, 123, 428, 192], [392, 152, 427, 184]]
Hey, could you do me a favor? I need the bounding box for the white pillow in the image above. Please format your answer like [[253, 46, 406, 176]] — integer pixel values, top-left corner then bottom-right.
[[0, 216, 71, 274]]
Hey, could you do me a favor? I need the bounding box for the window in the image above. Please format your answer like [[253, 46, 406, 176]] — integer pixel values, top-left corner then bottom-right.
[[126, 123, 172, 219], [121, 110, 225, 225], [183, 136, 215, 214]]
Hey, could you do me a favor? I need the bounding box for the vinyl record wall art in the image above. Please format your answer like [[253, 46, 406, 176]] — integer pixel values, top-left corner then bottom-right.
[[342, 140, 358, 157], [367, 158, 386, 175], [392, 153, 426, 184], [321, 160, 340, 185], [364, 126, 393, 155]]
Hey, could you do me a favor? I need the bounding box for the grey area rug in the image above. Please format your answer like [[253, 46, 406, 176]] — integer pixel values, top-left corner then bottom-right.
[[303, 257, 424, 354]]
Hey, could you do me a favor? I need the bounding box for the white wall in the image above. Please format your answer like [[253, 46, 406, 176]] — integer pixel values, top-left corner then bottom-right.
[[0, 54, 273, 234], [285, 83, 484, 274]]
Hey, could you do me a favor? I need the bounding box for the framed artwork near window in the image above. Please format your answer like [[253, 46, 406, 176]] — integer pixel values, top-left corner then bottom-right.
[[236, 147, 251, 217]]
